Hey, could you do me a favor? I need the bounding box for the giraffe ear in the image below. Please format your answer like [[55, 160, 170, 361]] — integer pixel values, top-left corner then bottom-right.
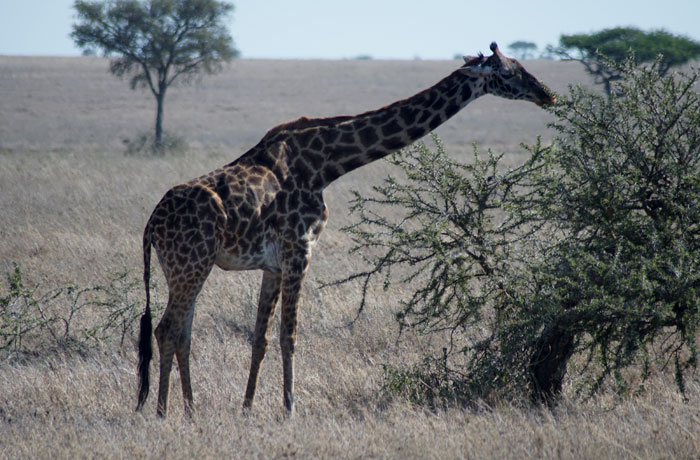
[[461, 55, 493, 76], [462, 55, 482, 66]]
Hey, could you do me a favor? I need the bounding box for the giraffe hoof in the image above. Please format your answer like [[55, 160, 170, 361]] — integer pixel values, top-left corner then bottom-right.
[[284, 393, 294, 416]]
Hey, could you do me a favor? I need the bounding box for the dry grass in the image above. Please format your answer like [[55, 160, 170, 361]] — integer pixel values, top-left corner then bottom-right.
[[1, 56, 698, 459]]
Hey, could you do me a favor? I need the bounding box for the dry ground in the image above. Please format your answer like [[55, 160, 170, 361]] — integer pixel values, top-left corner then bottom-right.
[[1, 56, 698, 459]]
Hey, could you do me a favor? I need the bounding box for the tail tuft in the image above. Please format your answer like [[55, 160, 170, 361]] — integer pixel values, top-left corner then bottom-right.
[[136, 305, 152, 411], [136, 219, 154, 412]]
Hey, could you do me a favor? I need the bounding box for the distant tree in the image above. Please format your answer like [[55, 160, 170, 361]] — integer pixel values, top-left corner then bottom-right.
[[71, 0, 238, 151], [551, 27, 700, 96], [508, 41, 538, 60]]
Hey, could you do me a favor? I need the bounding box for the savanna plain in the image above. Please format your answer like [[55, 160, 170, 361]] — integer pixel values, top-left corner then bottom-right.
[[1, 56, 699, 459]]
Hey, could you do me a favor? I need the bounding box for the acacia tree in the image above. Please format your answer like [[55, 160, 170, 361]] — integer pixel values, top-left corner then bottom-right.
[[71, 0, 237, 150], [551, 27, 700, 96], [340, 58, 700, 406], [508, 41, 538, 60]]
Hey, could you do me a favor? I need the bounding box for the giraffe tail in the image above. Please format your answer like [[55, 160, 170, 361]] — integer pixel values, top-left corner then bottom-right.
[[136, 218, 154, 411]]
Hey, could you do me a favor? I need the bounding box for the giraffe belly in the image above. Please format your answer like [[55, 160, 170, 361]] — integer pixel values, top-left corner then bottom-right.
[[214, 239, 281, 273]]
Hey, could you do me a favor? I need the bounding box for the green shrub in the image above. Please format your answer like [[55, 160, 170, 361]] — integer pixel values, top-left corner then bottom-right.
[[538, 57, 700, 399], [0, 263, 161, 361], [342, 58, 700, 405], [123, 130, 188, 155]]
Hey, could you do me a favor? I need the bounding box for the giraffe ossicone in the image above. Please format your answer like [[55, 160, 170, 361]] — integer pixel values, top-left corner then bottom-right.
[[135, 42, 555, 417]]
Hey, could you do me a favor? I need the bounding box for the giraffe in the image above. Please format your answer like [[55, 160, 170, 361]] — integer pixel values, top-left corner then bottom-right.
[[135, 42, 555, 417]]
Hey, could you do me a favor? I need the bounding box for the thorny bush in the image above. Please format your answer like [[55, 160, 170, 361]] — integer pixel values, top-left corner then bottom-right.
[[0, 263, 161, 362], [339, 57, 700, 406]]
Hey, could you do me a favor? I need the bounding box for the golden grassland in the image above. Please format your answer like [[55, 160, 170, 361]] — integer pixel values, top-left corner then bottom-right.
[[1, 56, 699, 459]]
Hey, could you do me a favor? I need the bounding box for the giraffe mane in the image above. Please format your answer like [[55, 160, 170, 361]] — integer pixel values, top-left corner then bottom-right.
[[264, 115, 355, 138]]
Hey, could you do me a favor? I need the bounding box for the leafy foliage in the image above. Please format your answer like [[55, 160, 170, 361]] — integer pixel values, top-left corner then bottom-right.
[[552, 27, 700, 96], [341, 58, 700, 405], [340, 134, 549, 332], [71, 0, 238, 150], [338, 134, 557, 404], [0, 263, 162, 361], [541, 58, 700, 397]]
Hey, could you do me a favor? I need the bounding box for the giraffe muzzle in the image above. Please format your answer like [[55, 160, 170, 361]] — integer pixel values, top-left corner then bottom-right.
[[535, 94, 557, 106]]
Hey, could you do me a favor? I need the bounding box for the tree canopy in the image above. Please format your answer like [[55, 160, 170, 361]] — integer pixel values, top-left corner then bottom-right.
[[72, 0, 238, 150], [508, 41, 538, 60], [553, 27, 700, 95]]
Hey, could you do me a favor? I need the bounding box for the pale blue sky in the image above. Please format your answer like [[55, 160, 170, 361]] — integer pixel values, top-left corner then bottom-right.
[[1, 0, 698, 59]]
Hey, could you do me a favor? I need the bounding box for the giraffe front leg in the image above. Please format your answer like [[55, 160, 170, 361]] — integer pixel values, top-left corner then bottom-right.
[[279, 252, 310, 416], [280, 304, 298, 415], [243, 271, 282, 410]]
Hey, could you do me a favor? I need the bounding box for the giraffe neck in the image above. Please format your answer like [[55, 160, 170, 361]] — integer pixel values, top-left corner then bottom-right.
[[308, 69, 486, 187]]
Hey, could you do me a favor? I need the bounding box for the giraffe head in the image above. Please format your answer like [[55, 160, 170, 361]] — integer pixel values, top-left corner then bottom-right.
[[462, 42, 555, 106]]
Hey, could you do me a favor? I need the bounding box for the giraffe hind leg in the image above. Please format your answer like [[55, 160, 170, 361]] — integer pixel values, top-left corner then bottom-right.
[[149, 183, 224, 417], [175, 305, 195, 417], [154, 312, 177, 418], [152, 243, 217, 417], [154, 272, 211, 418]]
